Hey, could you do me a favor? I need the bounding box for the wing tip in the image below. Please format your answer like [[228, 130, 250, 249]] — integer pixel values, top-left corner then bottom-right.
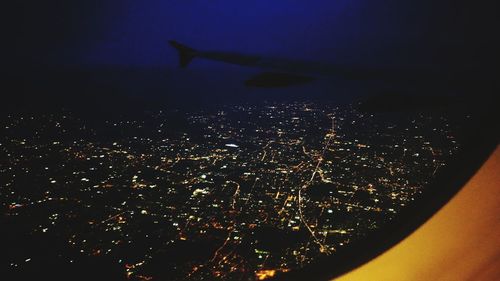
[[168, 40, 196, 68]]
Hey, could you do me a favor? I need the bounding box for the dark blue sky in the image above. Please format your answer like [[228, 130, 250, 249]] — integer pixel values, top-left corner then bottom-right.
[[4, 1, 498, 114], [10, 1, 497, 70]]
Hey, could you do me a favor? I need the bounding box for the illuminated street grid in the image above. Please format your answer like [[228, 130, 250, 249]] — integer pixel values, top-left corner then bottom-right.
[[1, 101, 460, 280]]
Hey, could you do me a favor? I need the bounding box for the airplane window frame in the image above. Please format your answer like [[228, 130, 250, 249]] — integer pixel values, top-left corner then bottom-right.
[[271, 103, 498, 281]]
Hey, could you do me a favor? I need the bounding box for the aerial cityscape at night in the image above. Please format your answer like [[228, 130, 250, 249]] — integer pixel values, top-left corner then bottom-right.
[[4, 0, 499, 280], [1, 101, 463, 280]]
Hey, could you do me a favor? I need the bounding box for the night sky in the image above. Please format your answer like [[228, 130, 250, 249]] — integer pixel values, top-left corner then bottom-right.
[[5, 1, 499, 112], [8, 1, 498, 68]]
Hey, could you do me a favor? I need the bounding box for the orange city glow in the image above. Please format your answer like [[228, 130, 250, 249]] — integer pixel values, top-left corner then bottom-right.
[[255, 269, 277, 280]]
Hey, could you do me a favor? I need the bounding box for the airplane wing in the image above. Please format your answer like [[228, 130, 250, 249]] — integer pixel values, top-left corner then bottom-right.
[[168, 40, 421, 87]]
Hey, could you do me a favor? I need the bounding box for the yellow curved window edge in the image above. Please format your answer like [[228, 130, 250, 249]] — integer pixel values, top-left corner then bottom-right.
[[334, 146, 500, 281]]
